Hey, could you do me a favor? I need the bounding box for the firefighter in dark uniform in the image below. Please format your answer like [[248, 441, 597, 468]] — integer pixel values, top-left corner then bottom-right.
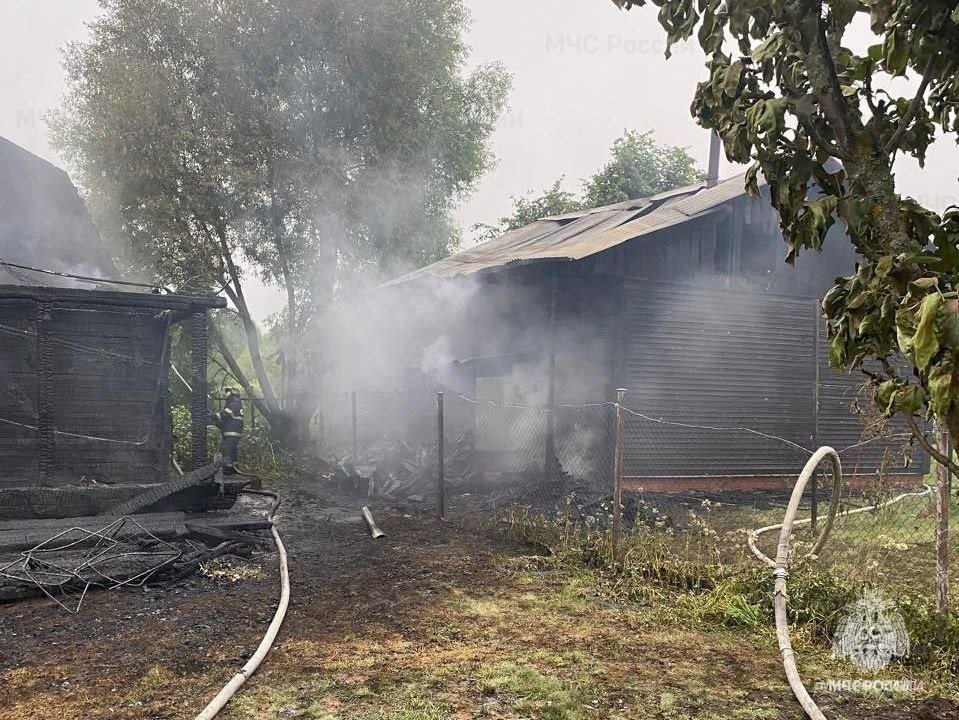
[[213, 389, 244, 475]]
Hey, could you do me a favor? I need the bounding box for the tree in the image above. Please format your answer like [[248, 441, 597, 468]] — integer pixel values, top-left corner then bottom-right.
[[483, 130, 702, 237], [613, 0, 959, 472], [583, 129, 704, 207], [51, 0, 510, 444]]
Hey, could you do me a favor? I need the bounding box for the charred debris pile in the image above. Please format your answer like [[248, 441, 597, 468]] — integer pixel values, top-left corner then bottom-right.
[[0, 463, 276, 611], [320, 433, 615, 519]]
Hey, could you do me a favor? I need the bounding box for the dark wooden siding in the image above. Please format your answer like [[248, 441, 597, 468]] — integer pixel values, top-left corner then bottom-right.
[[0, 299, 171, 488], [621, 283, 923, 479], [0, 299, 39, 483], [622, 283, 815, 476]]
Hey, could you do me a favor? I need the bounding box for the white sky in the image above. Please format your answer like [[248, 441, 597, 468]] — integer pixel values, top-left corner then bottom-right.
[[2, 0, 957, 322]]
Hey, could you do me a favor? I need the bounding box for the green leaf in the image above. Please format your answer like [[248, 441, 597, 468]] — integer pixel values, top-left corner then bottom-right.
[[875, 255, 893, 277], [884, 28, 910, 75], [753, 33, 785, 63], [940, 298, 959, 350], [911, 277, 941, 291], [891, 385, 926, 414], [829, 334, 848, 368], [928, 363, 955, 417], [912, 292, 943, 370], [722, 60, 744, 97]]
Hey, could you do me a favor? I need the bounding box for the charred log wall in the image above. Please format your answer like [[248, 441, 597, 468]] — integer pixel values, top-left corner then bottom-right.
[[0, 296, 171, 488]]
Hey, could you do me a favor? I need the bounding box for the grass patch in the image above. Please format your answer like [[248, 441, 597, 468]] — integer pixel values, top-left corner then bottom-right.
[[122, 665, 178, 706], [499, 499, 959, 687], [479, 662, 586, 720], [303, 686, 450, 720]]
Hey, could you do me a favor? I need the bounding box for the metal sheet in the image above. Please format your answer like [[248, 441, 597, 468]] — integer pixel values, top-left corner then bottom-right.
[[388, 174, 758, 284]]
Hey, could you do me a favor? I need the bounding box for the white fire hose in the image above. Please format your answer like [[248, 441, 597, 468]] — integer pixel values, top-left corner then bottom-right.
[[194, 490, 290, 720], [747, 448, 933, 720]]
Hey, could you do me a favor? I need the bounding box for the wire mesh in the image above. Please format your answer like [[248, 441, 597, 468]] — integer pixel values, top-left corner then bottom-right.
[[323, 387, 953, 610]]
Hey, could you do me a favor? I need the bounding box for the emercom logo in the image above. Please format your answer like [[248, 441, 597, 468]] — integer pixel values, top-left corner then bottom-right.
[[832, 588, 910, 673]]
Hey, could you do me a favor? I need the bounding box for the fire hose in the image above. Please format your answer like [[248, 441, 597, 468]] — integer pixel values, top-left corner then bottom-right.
[[747, 448, 933, 720], [194, 489, 290, 720]]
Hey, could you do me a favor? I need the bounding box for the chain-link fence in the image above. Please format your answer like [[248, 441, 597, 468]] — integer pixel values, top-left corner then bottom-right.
[[320, 387, 956, 612]]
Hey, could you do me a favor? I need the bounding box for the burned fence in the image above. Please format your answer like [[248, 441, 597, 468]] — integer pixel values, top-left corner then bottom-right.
[[323, 383, 924, 513], [323, 386, 955, 611], [319, 389, 617, 518]]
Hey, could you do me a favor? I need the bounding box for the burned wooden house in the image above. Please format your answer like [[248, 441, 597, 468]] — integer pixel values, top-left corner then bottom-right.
[[379, 173, 924, 490], [0, 135, 115, 286], [0, 137, 228, 520]]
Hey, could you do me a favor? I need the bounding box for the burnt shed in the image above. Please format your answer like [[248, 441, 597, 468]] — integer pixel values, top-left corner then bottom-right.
[[0, 284, 225, 519], [385, 174, 925, 490]]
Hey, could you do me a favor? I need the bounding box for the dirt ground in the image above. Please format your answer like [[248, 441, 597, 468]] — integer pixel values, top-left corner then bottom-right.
[[1, 480, 957, 720]]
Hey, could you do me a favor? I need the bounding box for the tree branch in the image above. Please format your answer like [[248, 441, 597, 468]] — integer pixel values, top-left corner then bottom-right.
[[906, 414, 959, 478], [209, 320, 273, 420], [201, 219, 282, 415], [812, 4, 858, 150], [883, 56, 936, 154]]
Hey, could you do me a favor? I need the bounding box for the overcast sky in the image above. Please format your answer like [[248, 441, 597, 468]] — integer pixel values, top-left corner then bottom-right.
[[2, 0, 957, 321]]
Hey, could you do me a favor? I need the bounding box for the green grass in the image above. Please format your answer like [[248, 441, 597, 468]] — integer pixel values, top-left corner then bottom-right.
[[479, 663, 586, 720], [500, 496, 959, 685], [720, 493, 959, 609]]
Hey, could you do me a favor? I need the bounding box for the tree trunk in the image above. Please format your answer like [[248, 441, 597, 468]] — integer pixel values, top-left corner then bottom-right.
[[936, 426, 952, 618]]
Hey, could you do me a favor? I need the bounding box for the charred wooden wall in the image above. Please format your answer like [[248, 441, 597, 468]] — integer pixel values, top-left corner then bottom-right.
[[0, 294, 172, 488]]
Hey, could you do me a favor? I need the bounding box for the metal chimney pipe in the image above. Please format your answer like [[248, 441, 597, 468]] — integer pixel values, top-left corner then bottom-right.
[[707, 130, 721, 188]]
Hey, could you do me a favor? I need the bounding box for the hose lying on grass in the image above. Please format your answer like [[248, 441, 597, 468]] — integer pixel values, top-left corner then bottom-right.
[[194, 489, 290, 720], [747, 448, 933, 720]]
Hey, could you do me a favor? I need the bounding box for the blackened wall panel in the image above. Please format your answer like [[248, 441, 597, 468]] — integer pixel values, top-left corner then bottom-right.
[[0, 300, 170, 487], [0, 299, 39, 484], [45, 305, 169, 484], [622, 282, 926, 480], [623, 283, 816, 476]]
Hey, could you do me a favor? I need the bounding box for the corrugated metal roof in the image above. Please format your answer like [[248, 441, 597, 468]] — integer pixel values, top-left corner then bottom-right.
[[388, 173, 761, 285]]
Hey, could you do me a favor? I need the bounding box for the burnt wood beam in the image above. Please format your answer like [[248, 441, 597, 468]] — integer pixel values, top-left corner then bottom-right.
[[191, 312, 210, 469], [0, 284, 226, 313]]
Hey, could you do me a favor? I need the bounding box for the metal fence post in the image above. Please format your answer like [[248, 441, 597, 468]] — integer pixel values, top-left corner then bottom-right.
[[612, 388, 627, 552], [437, 390, 446, 520], [351, 390, 358, 464], [936, 426, 952, 618]]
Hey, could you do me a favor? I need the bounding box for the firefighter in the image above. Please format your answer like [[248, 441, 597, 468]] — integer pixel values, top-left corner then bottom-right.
[[213, 388, 244, 475]]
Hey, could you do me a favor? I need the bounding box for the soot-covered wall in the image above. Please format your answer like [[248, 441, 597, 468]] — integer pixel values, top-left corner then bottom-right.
[[0, 288, 175, 488]]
